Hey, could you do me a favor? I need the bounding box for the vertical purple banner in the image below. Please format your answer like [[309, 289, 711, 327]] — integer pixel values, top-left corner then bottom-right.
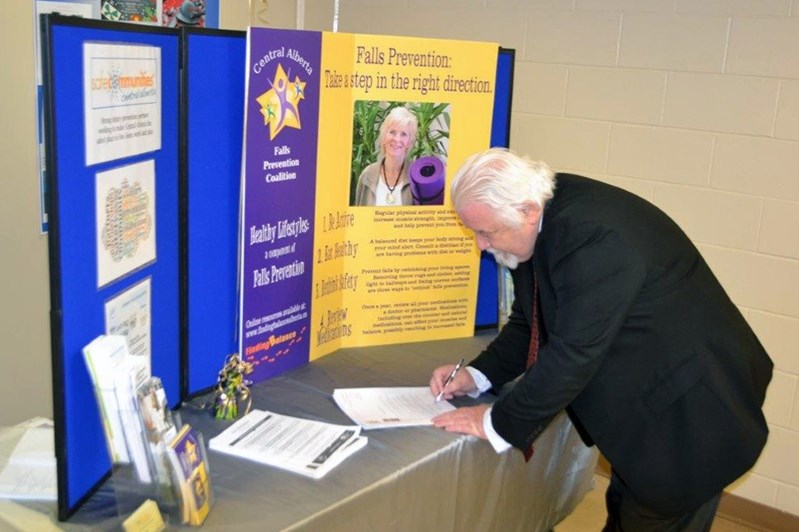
[[240, 28, 321, 383]]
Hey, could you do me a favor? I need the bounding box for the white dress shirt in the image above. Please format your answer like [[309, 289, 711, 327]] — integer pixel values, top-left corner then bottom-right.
[[464, 366, 512, 453]]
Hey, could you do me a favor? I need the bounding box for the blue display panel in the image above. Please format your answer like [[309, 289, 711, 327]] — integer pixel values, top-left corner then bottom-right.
[[475, 47, 515, 329], [42, 15, 181, 519], [182, 29, 246, 397]]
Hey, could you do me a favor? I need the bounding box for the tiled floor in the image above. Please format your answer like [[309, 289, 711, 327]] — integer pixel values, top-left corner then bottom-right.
[[556, 475, 767, 531]]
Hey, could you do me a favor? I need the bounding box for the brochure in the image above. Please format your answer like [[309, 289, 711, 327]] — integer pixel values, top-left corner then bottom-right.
[[167, 424, 211, 526], [208, 410, 367, 480], [83, 334, 152, 481]]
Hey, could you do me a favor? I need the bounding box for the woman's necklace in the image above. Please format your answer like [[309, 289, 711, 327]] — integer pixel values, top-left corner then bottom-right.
[[381, 159, 405, 204]]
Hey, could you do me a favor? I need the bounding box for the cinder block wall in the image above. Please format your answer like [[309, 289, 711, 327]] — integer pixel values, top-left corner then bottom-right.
[[303, 0, 799, 517]]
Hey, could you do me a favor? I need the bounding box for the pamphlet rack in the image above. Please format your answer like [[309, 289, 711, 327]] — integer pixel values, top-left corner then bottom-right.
[[98, 414, 214, 528]]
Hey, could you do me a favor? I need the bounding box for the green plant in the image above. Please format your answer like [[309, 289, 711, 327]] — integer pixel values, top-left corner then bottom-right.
[[349, 101, 451, 204], [407, 102, 450, 160]]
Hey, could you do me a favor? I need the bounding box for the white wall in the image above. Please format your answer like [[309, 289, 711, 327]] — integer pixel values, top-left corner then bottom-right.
[[0, 5, 53, 425], [302, 0, 799, 518]]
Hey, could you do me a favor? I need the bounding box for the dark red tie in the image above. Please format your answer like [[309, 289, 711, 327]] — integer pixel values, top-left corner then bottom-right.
[[526, 273, 541, 369], [523, 272, 541, 461]]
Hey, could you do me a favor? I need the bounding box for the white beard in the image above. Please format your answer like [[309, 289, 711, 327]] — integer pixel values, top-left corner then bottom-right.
[[488, 248, 520, 269]]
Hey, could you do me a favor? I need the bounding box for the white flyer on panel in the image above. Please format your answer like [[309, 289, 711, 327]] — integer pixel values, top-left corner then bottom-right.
[[105, 277, 152, 374], [96, 160, 156, 288], [83, 42, 161, 165]]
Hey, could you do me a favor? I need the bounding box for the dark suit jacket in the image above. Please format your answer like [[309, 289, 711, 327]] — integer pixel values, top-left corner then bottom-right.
[[470, 174, 772, 516]]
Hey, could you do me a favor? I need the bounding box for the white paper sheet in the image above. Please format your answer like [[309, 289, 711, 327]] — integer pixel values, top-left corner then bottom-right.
[[208, 410, 367, 479], [332, 386, 455, 429], [0, 425, 57, 501], [83, 42, 161, 165], [105, 277, 152, 373], [6, 428, 55, 468], [95, 161, 157, 288]]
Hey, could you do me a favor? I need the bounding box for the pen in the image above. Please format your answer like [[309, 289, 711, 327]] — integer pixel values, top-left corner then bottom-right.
[[435, 358, 465, 402]]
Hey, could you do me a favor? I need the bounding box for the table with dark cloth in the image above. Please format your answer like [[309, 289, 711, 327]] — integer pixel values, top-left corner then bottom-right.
[[11, 330, 598, 531]]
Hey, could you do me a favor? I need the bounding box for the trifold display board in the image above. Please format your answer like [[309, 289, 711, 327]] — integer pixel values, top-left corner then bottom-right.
[[184, 35, 515, 396], [43, 16, 181, 519], [234, 29, 506, 387], [43, 16, 514, 520]]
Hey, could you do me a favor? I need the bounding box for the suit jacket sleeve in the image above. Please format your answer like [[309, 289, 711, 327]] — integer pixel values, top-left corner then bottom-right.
[[474, 222, 648, 451]]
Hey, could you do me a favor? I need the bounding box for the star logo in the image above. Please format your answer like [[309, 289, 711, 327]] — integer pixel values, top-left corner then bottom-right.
[[256, 63, 306, 140], [184, 439, 198, 466]]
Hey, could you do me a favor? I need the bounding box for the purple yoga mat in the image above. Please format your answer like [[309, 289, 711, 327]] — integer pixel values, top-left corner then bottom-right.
[[409, 156, 445, 205]]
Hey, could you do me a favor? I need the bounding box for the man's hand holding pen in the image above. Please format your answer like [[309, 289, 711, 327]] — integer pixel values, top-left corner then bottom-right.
[[429, 359, 489, 439], [429, 359, 474, 401]]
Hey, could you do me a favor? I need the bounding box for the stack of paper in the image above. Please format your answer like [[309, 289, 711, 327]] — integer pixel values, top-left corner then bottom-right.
[[0, 418, 56, 501], [332, 386, 455, 429], [208, 410, 367, 479], [83, 335, 153, 483]]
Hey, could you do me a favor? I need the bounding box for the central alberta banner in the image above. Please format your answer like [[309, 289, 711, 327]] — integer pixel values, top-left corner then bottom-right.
[[240, 27, 498, 383]]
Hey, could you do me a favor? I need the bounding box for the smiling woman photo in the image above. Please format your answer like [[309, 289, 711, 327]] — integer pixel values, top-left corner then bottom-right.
[[353, 106, 418, 206]]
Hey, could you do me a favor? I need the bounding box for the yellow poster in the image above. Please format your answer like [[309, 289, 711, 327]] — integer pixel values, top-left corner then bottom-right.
[[311, 32, 498, 359]]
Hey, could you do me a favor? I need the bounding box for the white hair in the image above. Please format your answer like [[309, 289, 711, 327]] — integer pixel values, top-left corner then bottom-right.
[[451, 148, 556, 228]]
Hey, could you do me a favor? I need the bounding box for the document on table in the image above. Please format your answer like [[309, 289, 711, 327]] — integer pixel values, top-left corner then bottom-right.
[[0, 420, 57, 501], [333, 386, 456, 429], [208, 410, 367, 480]]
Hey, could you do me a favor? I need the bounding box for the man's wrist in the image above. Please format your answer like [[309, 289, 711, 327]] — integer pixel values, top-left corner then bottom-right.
[[483, 406, 512, 453], [465, 366, 491, 398], [465, 368, 512, 452]]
